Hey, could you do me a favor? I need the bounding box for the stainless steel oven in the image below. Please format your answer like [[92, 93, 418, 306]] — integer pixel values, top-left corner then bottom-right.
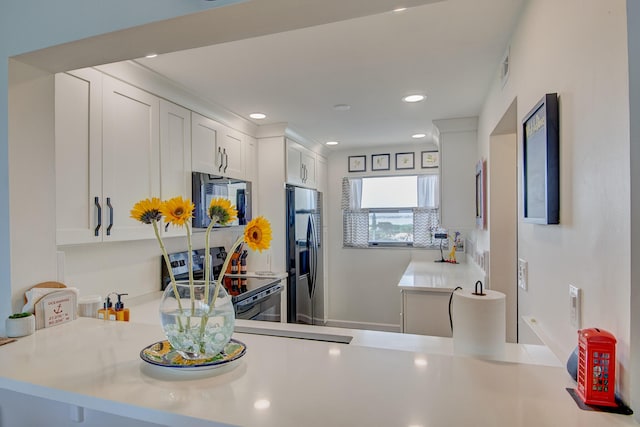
[[161, 248, 283, 322], [233, 278, 283, 321]]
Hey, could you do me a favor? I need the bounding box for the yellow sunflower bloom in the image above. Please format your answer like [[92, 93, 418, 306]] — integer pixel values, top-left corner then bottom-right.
[[208, 198, 238, 225], [244, 216, 272, 252], [160, 196, 194, 227], [130, 197, 163, 224]]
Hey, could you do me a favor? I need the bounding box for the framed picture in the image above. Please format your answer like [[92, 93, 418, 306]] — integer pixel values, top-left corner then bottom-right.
[[348, 155, 366, 173], [476, 159, 486, 229], [421, 150, 439, 168], [395, 152, 415, 170], [371, 154, 390, 171], [522, 93, 559, 224]]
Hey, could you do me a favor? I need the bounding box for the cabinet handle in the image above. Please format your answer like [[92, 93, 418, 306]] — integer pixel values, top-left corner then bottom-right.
[[106, 197, 114, 236], [303, 164, 308, 183], [223, 148, 228, 173], [218, 147, 223, 172], [94, 197, 102, 236]]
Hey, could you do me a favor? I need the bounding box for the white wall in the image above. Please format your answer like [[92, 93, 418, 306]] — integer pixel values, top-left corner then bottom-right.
[[326, 143, 445, 331], [627, 0, 640, 417], [477, 0, 631, 400]]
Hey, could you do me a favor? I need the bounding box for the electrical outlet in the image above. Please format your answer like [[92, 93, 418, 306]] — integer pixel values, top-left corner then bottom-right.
[[569, 285, 581, 328], [517, 258, 528, 291]]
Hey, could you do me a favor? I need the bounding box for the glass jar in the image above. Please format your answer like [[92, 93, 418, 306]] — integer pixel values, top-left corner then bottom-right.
[[159, 280, 235, 360]]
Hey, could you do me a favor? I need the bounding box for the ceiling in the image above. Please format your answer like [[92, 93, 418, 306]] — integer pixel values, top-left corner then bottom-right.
[[133, 0, 524, 150]]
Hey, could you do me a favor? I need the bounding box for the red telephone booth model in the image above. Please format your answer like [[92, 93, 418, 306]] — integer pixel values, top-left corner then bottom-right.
[[577, 328, 617, 407]]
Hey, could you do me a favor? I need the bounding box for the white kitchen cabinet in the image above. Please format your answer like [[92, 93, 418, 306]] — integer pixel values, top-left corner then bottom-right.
[[316, 154, 327, 194], [159, 100, 191, 238], [286, 138, 316, 188], [102, 76, 160, 241], [191, 112, 245, 179], [56, 72, 160, 244], [55, 69, 103, 245], [401, 289, 453, 337]]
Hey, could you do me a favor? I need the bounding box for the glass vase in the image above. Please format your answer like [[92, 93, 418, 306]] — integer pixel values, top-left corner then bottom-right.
[[159, 280, 235, 360]]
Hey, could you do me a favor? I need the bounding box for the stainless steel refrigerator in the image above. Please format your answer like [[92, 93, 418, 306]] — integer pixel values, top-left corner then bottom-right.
[[286, 185, 324, 325]]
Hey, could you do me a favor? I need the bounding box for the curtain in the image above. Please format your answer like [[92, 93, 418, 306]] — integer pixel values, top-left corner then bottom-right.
[[417, 174, 439, 208], [342, 175, 440, 248], [342, 177, 369, 247]]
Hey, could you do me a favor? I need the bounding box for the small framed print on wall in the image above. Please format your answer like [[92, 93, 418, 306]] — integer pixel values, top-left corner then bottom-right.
[[395, 152, 415, 170], [421, 150, 439, 168], [348, 155, 366, 173], [371, 154, 390, 171]]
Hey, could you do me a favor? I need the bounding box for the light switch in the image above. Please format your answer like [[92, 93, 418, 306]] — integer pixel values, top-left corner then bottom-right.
[[569, 285, 581, 328], [517, 258, 528, 291]]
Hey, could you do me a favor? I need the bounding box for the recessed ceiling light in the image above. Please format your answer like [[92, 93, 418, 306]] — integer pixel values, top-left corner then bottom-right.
[[145, 53, 158, 59], [403, 94, 426, 103], [326, 141, 339, 146], [249, 113, 267, 120], [393, 7, 407, 13], [333, 104, 351, 111], [412, 133, 427, 139]]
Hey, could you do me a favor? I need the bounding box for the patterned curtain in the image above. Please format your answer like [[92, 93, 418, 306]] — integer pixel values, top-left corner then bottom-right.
[[412, 208, 440, 247], [342, 177, 369, 247]]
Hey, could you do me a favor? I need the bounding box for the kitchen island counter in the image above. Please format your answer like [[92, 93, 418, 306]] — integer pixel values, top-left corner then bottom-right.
[[398, 259, 487, 336], [398, 259, 486, 292], [0, 318, 636, 426]]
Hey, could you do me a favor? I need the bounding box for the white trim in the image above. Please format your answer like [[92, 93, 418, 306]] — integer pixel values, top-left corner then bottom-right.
[[325, 319, 401, 333]]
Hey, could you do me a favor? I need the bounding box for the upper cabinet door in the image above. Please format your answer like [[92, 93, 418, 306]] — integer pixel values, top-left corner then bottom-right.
[[301, 151, 316, 188], [102, 76, 160, 242], [286, 138, 317, 189], [218, 127, 245, 179], [191, 112, 222, 175], [160, 100, 192, 238], [55, 69, 103, 245]]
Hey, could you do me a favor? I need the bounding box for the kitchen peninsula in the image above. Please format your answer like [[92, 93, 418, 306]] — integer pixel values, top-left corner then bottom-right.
[[399, 258, 486, 336], [0, 318, 635, 426]]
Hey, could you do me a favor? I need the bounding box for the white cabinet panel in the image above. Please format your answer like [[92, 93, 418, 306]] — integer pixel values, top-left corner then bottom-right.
[[401, 290, 453, 337], [102, 76, 160, 241], [160, 100, 191, 238], [219, 127, 244, 179], [56, 73, 160, 244], [286, 138, 316, 188], [191, 112, 245, 179], [191, 112, 221, 175], [55, 69, 103, 245]]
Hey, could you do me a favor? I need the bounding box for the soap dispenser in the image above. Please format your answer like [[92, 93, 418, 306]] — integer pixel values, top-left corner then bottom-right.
[[98, 295, 116, 320], [114, 293, 130, 322]]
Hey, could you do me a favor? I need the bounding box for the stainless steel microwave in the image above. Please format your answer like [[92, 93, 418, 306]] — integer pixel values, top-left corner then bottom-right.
[[191, 172, 252, 229]]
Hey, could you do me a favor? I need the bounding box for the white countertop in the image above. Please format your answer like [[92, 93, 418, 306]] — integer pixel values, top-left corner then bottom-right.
[[398, 259, 486, 292], [0, 318, 636, 427]]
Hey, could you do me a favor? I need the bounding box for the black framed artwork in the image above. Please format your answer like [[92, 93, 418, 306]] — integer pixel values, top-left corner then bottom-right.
[[395, 152, 415, 170], [421, 150, 439, 168], [522, 93, 559, 224], [371, 154, 390, 171], [348, 155, 366, 172]]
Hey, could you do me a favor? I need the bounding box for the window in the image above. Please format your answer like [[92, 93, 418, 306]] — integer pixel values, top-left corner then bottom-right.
[[342, 175, 440, 248]]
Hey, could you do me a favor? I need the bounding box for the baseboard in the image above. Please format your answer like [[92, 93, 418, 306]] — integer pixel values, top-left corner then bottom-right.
[[325, 319, 401, 333], [522, 315, 567, 362]]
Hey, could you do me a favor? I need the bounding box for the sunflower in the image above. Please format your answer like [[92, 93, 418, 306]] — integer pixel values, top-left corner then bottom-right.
[[130, 197, 163, 224], [208, 198, 238, 226], [160, 196, 194, 227], [243, 216, 272, 252]]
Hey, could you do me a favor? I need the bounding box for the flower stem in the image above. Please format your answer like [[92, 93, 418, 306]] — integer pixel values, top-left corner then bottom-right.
[[199, 219, 217, 342], [203, 218, 218, 308], [186, 223, 194, 328], [152, 220, 184, 332]]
